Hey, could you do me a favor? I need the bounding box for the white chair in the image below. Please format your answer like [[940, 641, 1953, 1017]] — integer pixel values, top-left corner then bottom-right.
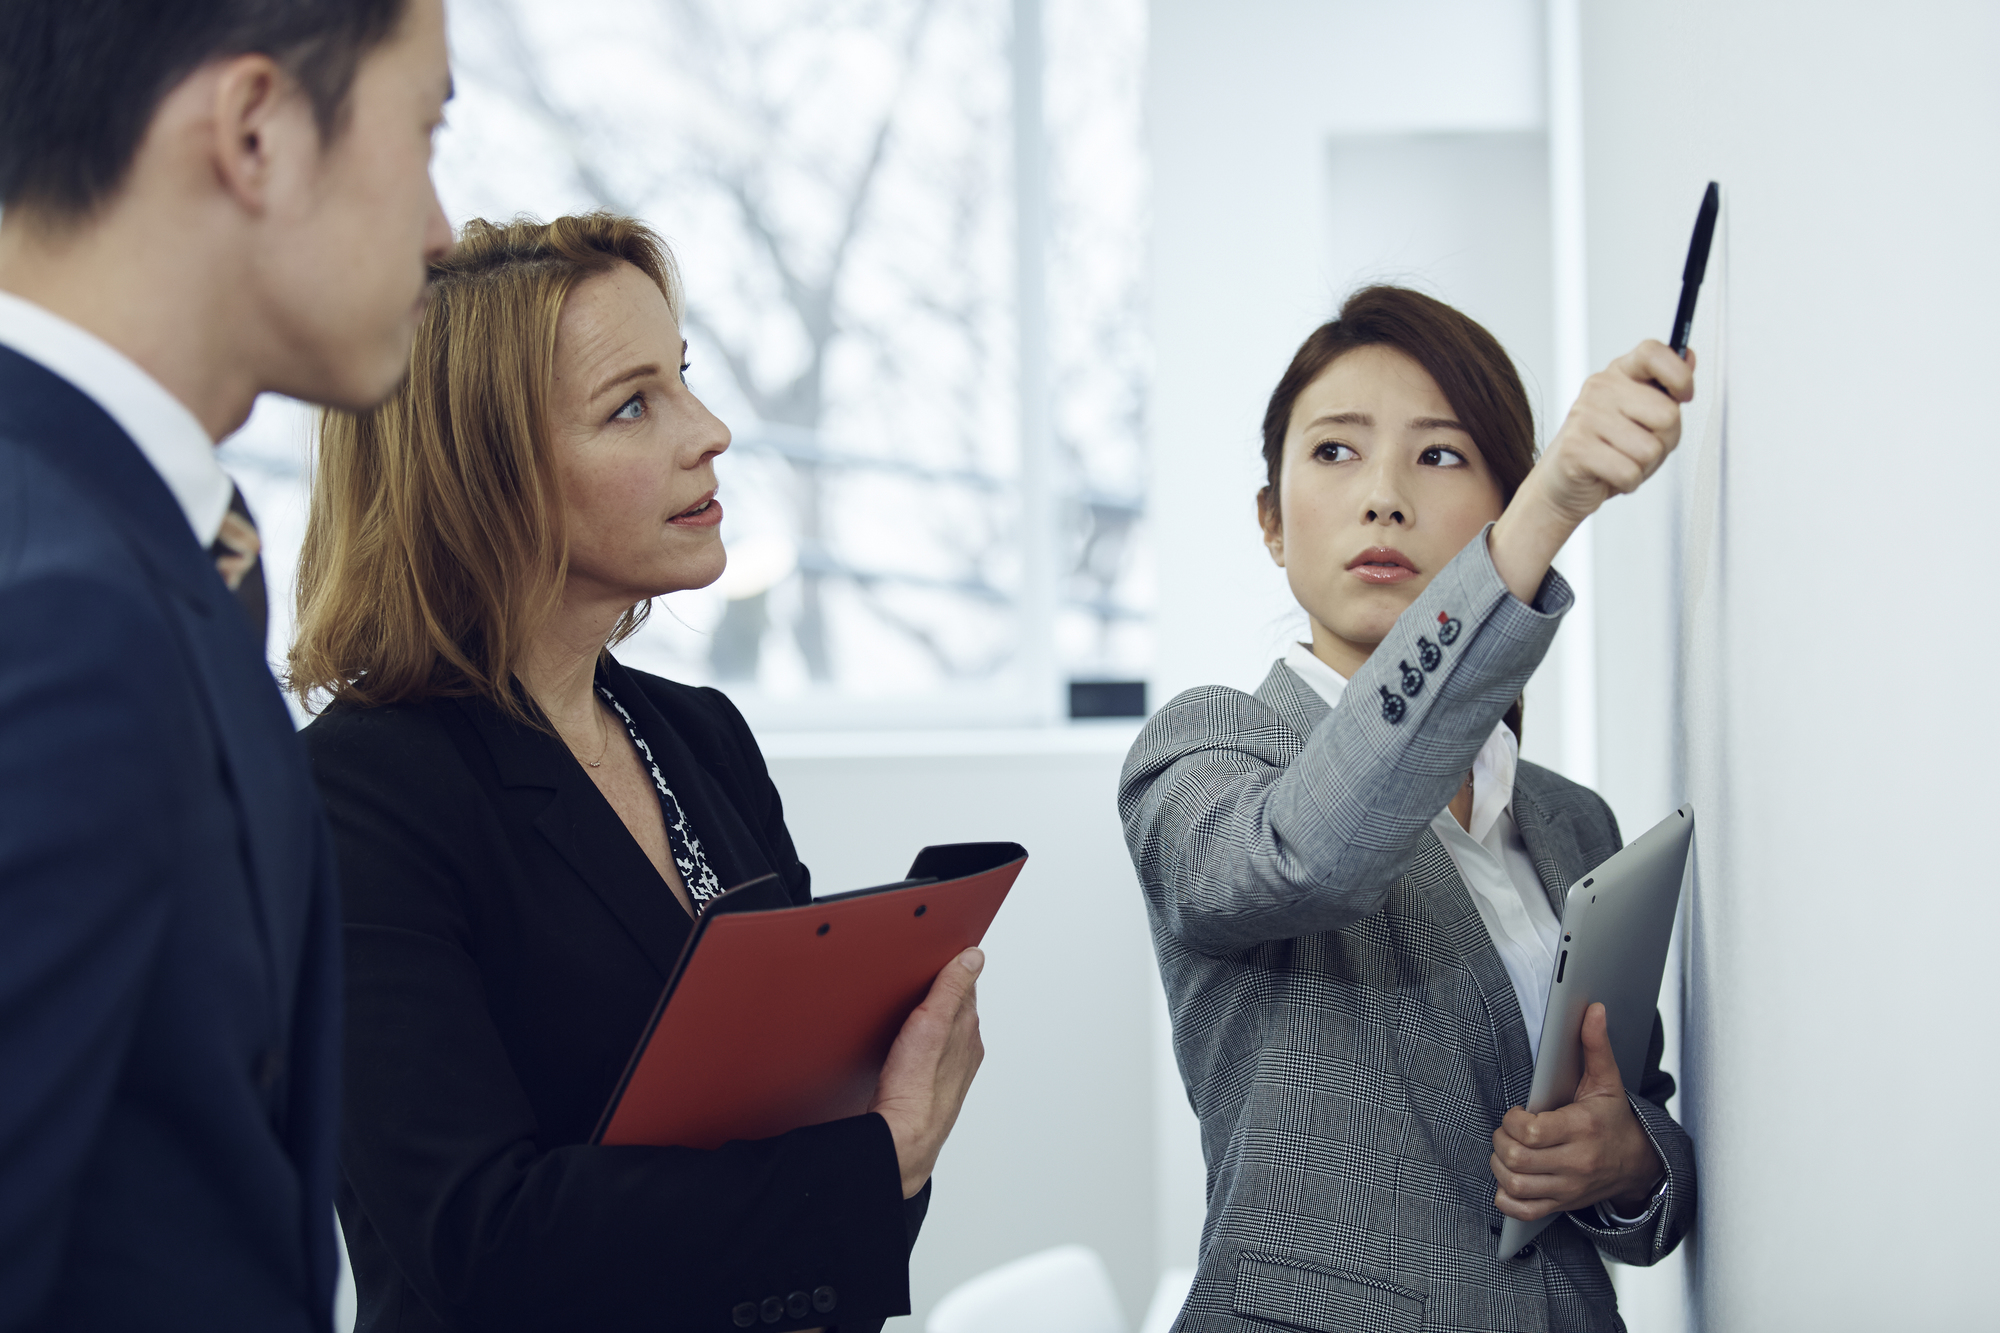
[[926, 1245, 1127, 1333], [1136, 1267, 1194, 1333]]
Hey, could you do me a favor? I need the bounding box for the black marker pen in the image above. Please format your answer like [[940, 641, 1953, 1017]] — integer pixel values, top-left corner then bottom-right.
[[1669, 182, 1720, 357]]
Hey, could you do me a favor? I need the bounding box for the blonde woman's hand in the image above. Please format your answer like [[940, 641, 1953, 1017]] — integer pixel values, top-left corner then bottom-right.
[[868, 947, 985, 1198], [1489, 340, 1695, 602]]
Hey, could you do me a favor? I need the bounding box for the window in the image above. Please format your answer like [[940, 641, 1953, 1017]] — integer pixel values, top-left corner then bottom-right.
[[223, 0, 1149, 729]]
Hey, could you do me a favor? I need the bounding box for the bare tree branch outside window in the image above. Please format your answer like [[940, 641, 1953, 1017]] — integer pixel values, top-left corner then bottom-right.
[[226, 0, 1150, 725]]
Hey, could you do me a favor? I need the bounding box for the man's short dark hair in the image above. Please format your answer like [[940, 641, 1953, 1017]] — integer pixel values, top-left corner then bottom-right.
[[0, 0, 410, 218]]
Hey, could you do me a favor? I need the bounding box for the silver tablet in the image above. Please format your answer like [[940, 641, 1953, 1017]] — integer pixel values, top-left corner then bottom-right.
[[1496, 804, 1694, 1260]]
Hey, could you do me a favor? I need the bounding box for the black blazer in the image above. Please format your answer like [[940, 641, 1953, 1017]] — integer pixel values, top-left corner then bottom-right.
[[302, 660, 924, 1333], [0, 346, 342, 1330]]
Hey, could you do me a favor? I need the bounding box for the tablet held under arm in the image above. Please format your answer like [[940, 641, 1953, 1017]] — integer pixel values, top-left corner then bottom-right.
[[1497, 807, 1694, 1259], [594, 841, 1026, 1151]]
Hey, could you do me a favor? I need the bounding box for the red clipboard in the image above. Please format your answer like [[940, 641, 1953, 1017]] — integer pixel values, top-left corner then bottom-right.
[[594, 841, 1026, 1150]]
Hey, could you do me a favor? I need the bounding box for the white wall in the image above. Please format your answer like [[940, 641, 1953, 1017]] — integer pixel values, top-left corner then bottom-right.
[[1324, 132, 1556, 439], [1147, 0, 1549, 705], [764, 729, 1156, 1328], [1578, 2, 2000, 1327]]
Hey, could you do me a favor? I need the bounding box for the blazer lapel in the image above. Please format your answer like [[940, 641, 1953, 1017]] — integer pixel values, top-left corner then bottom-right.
[[1256, 656, 1538, 1106], [0, 348, 312, 1018], [456, 695, 696, 982], [1509, 782, 1589, 922], [600, 660, 787, 911], [1405, 832, 1538, 1109], [1256, 652, 1536, 1096], [453, 670, 791, 983], [173, 591, 320, 1023]]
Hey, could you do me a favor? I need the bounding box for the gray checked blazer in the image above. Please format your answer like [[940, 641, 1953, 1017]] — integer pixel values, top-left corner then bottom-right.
[[1121, 531, 1694, 1333]]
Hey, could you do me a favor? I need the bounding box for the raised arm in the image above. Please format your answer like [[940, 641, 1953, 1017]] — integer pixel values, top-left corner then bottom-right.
[[1123, 339, 1694, 955], [1490, 339, 1694, 599], [1121, 528, 1567, 954]]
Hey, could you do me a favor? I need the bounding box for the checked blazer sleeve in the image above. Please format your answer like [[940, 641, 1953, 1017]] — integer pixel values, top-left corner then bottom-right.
[[1120, 525, 1571, 955], [1570, 1084, 1697, 1265]]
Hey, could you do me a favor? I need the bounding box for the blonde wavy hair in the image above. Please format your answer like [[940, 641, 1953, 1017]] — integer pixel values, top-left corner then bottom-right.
[[288, 212, 683, 722]]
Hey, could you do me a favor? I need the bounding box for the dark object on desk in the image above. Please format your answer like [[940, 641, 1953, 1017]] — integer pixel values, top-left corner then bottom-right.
[[1070, 679, 1147, 719], [599, 843, 1024, 1150], [1669, 181, 1720, 356]]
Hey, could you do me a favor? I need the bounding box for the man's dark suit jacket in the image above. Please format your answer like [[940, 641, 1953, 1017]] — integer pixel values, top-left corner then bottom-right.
[[302, 660, 924, 1333], [0, 347, 342, 1329]]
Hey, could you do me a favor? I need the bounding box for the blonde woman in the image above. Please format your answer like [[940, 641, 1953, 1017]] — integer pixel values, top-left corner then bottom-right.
[[292, 215, 982, 1333]]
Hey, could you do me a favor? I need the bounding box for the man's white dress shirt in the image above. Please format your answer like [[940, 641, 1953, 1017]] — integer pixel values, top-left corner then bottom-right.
[[1283, 641, 1563, 1056], [0, 289, 231, 546]]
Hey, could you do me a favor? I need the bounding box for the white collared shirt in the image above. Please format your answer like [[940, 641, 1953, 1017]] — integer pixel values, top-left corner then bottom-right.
[[1282, 641, 1564, 1058], [0, 290, 231, 545]]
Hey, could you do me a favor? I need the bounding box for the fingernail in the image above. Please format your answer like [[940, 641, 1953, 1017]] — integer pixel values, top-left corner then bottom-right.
[[959, 947, 985, 976]]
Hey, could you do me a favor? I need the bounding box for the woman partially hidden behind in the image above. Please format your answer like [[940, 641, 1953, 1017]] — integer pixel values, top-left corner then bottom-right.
[[1122, 288, 1697, 1332], [290, 214, 983, 1333]]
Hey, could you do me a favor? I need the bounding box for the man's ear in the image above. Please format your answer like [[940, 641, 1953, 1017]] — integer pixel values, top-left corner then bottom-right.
[[1256, 485, 1285, 568], [208, 53, 296, 214]]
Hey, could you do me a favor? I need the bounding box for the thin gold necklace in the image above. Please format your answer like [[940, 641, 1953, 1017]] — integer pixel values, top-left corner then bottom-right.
[[575, 699, 612, 769]]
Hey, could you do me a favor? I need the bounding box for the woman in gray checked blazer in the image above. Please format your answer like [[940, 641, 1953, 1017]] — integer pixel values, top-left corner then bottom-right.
[[1122, 287, 1698, 1333]]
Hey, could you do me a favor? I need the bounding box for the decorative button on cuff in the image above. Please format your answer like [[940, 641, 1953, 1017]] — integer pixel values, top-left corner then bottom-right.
[[1417, 636, 1441, 671], [786, 1291, 810, 1320], [1398, 660, 1422, 696], [1378, 686, 1406, 724], [760, 1295, 783, 1323], [1436, 611, 1461, 645], [732, 1303, 756, 1328], [812, 1286, 838, 1314]]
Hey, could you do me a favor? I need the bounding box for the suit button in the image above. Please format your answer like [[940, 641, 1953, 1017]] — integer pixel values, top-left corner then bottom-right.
[[786, 1291, 809, 1320], [760, 1296, 783, 1323], [732, 1303, 757, 1328], [812, 1286, 838, 1314]]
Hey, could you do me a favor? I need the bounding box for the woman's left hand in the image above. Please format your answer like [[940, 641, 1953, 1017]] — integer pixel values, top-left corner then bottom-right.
[[1488, 1003, 1666, 1220], [869, 948, 986, 1199]]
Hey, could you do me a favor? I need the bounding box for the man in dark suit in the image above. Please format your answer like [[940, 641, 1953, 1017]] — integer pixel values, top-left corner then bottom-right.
[[0, 2, 452, 1328]]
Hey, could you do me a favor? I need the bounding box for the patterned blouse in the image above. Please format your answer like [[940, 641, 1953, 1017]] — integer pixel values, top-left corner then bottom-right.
[[596, 682, 725, 912]]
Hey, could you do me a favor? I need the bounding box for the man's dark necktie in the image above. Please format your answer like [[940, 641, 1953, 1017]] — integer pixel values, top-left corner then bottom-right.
[[209, 484, 268, 645]]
